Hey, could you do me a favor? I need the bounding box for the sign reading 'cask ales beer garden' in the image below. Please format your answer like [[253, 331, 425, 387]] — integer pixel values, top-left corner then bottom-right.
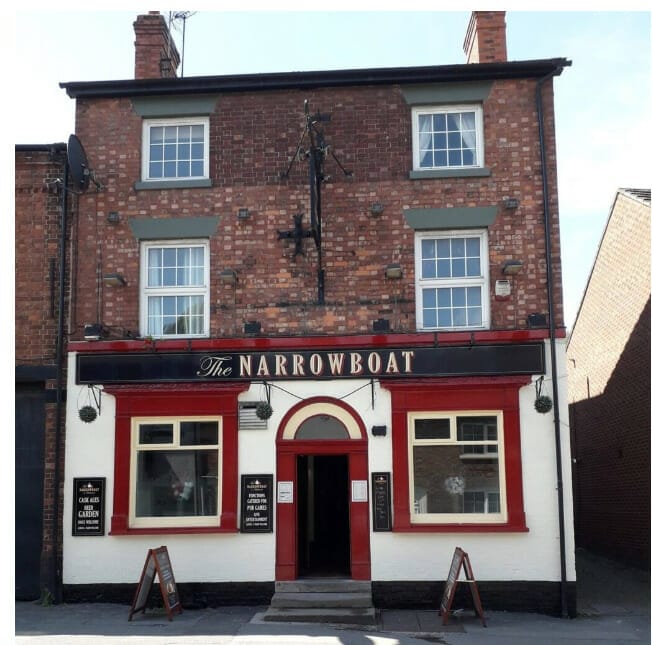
[[76, 343, 545, 384]]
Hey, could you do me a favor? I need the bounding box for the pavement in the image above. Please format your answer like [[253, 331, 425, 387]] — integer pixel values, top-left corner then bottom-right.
[[11, 549, 650, 645]]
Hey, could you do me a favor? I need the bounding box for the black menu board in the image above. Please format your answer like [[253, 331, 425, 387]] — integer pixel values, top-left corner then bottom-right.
[[240, 474, 273, 533], [372, 472, 392, 531], [72, 477, 105, 536]]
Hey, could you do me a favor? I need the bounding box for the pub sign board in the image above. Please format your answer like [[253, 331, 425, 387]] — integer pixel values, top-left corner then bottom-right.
[[77, 343, 545, 384], [72, 477, 105, 536], [240, 474, 273, 533], [372, 472, 392, 531]]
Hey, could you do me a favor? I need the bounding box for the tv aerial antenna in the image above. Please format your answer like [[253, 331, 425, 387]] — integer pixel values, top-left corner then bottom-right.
[[66, 134, 102, 193], [169, 11, 197, 78], [278, 100, 352, 305]]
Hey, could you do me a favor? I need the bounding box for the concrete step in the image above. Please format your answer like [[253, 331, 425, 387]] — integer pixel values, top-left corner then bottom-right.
[[275, 579, 372, 594], [271, 591, 372, 608], [262, 607, 377, 626]]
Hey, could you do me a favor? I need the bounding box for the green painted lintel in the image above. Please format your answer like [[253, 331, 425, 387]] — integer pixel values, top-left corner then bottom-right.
[[404, 207, 498, 230], [401, 81, 493, 106], [128, 216, 220, 240], [131, 95, 218, 118]]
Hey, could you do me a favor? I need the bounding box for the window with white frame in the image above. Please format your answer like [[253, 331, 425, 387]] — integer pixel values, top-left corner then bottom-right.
[[130, 417, 221, 528], [142, 117, 209, 182], [415, 229, 489, 330], [412, 105, 483, 171], [408, 412, 505, 524], [140, 240, 209, 338]]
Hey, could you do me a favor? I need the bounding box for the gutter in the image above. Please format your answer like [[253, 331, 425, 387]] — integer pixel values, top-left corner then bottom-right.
[[536, 63, 571, 618], [60, 57, 570, 99]]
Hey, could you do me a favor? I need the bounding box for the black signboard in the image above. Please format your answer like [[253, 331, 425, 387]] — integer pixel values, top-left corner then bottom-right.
[[129, 546, 182, 622], [240, 474, 273, 533], [77, 343, 545, 384], [72, 477, 105, 536], [371, 472, 392, 531]]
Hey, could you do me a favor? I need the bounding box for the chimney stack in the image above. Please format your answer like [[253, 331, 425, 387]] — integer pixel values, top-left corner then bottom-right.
[[463, 11, 507, 64], [134, 12, 180, 80]]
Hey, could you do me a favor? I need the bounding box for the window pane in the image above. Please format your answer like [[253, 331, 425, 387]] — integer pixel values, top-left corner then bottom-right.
[[418, 114, 432, 133], [135, 449, 218, 518], [451, 258, 466, 277], [420, 150, 433, 168], [164, 161, 177, 177], [422, 259, 436, 279], [177, 161, 190, 177], [434, 150, 447, 167], [149, 162, 163, 178], [191, 161, 204, 177], [449, 150, 462, 166], [423, 289, 436, 308], [180, 421, 219, 446], [437, 309, 452, 327], [447, 131, 461, 149], [466, 257, 481, 276], [461, 112, 476, 130], [178, 125, 191, 143], [433, 114, 446, 131], [415, 418, 450, 440], [139, 423, 173, 444], [447, 113, 461, 131], [434, 133, 447, 149], [412, 444, 500, 515], [452, 288, 466, 307], [436, 259, 450, 278]]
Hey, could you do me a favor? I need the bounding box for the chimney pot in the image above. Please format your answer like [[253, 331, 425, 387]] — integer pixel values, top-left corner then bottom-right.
[[463, 11, 507, 64]]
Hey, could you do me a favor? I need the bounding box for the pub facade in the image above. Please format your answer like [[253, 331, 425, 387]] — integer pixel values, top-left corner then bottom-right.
[[59, 11, 575, 615]]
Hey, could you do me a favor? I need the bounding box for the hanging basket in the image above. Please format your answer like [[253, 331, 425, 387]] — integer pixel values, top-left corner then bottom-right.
[[255, 401, 273, 420], [534, 395, 553, 414], [79, 405, 98, 423]]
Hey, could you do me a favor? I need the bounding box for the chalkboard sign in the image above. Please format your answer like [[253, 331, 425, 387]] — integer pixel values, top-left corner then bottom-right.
[[240, 474, 273, 533], [439, 547, 486, 627], [371, 472, 392, 531], [72, 478, 105, 536], [129, 546, 182, 621]]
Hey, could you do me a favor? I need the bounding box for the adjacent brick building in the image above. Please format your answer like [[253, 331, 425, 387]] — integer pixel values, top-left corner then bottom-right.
[[568, 188, 651, 569], [50, 11, 575, 616], [15, 144, 70, 600]]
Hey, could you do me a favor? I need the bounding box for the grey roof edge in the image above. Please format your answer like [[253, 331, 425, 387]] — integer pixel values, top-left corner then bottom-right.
[[618, 187, 651, 205], [60, 58, 571, 99]]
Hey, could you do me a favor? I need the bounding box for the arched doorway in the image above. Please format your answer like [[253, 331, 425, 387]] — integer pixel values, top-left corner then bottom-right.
[[275, 398, 370, 580]]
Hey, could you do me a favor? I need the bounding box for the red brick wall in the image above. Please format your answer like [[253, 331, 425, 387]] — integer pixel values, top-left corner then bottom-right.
[[15, 146, 70, 594], [69, 77, 564, 340], [568, 191, 651, 567]]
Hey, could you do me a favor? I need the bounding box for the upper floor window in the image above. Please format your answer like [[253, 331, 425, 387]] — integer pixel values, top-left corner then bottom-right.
[[412, 105, 483, 172], [140, 240, 209, 338], [415, 229, 489, 331], [142, 118, 209, 182]]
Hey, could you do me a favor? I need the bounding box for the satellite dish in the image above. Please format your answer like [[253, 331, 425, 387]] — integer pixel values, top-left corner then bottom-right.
[[67, 134, 91, 192]]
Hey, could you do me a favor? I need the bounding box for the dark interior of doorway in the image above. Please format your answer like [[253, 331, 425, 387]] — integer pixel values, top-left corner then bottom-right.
[[297, 455, 350, 577]]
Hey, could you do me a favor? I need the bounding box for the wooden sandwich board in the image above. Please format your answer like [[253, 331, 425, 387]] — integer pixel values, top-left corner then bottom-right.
[[128, 546, 183, 621], [439, 546, 487, 627]]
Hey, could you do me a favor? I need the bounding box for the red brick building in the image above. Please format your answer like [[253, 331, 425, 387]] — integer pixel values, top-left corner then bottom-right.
[[52, 11, 575, 617], [568, 188, 651, 569], [15, 144, 70, 600]]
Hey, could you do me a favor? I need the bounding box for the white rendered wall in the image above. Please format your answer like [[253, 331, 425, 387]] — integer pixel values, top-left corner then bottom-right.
[[369, 338, 576, 583], [63, 339, 574, 585]]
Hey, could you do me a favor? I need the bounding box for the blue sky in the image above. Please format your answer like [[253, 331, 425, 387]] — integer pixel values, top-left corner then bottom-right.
[[11, 7, 651, 329]]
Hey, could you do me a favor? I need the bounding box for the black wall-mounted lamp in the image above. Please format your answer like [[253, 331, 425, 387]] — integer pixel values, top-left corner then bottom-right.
[[371, 425, 387, 437], [103, 273, 127, 286], [237, 208, 250, 220], [372, 318, 390, 332], [107, 211, 120, 224], [244, 321, 261, 334], [84, 323, 107, 340], [370, 202, 384, 216], [504, 198, 520, 209]]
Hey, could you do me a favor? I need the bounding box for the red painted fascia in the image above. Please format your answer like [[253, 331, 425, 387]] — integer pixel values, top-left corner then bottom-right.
[[69, 328, 565, 354]]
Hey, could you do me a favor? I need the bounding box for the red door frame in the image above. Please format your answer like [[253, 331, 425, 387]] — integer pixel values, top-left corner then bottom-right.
[[275, 398, 370, 581]]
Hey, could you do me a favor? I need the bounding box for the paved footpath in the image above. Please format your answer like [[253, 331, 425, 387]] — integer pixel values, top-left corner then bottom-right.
[[11, 550, 650, 645]]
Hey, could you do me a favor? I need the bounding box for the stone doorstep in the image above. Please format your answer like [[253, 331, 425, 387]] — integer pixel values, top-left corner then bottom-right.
[[261, 606, 378, 626], [271, 591, 373, 608], [274, 579, 372, 593]]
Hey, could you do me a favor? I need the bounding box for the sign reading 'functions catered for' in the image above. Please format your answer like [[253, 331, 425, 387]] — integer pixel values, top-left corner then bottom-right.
[[76, 343, 545, 384], [240, 475, 273, 533]]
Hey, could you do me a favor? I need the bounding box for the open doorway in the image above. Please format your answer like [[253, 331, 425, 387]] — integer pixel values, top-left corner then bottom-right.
[[297, 455, 350, 577]]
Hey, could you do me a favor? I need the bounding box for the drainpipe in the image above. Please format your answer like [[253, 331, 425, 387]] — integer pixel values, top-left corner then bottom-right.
[[536, 66, 569, 618], [52, 151, 69, 603]]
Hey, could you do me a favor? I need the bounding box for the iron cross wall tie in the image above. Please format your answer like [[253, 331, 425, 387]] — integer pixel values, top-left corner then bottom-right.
[[278, 100, 352, 305]]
